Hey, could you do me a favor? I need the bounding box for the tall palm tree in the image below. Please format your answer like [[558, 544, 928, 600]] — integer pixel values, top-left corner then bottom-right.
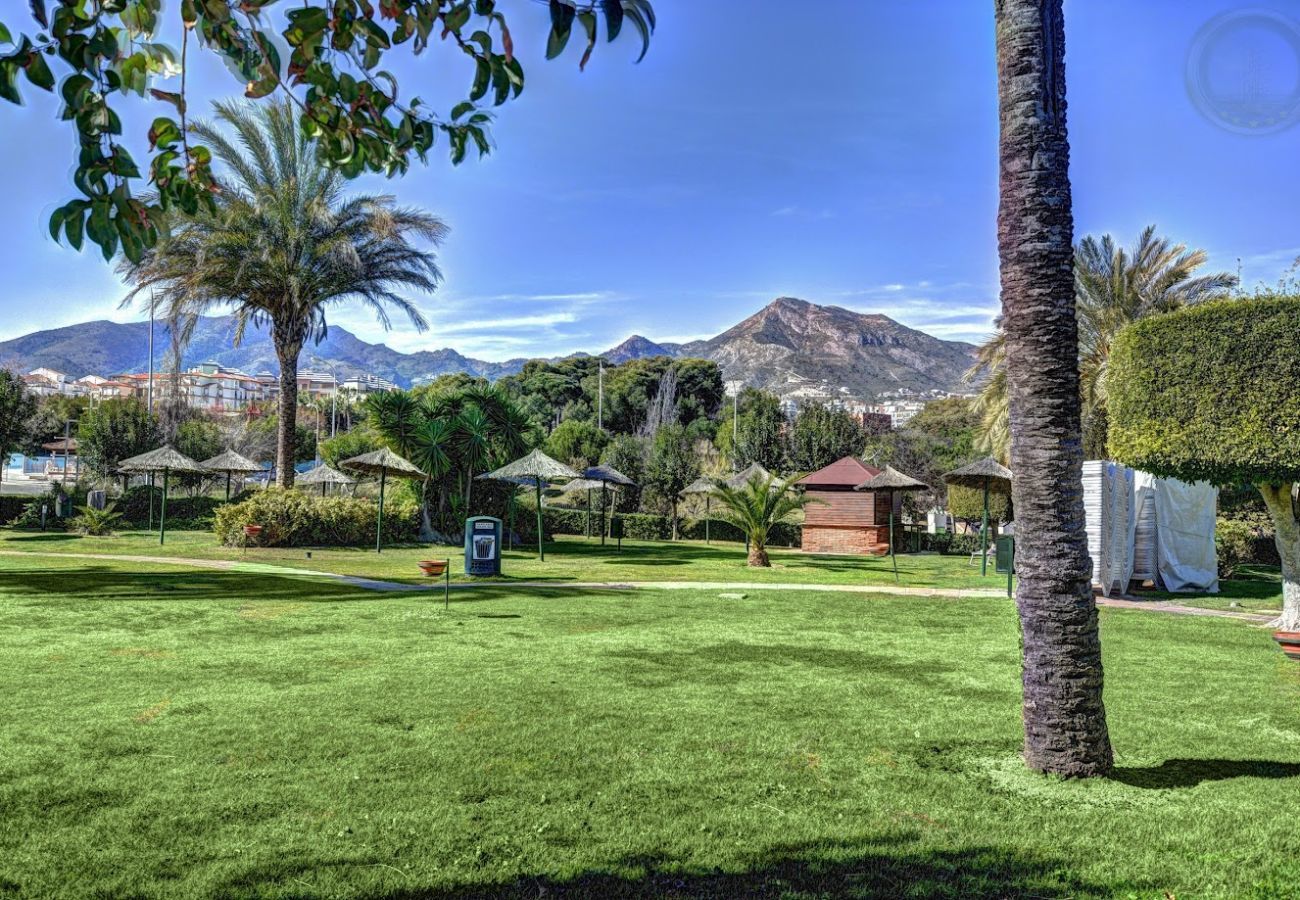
[[969, 227, 1237, 460], [995, 0, 1112, 776], [121, 100, 447, 487], [710, 474, 817, 568]]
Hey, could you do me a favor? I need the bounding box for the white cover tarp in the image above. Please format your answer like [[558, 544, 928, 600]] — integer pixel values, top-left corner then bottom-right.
[[1150, 475, 1219, 593]]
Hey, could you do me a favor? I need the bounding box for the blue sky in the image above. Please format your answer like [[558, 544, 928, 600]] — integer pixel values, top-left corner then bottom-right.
[[1, 0, 1298, 360]]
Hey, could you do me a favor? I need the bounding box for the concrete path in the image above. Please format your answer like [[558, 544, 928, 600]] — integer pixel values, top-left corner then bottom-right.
[[0, 549, 1274, 623]]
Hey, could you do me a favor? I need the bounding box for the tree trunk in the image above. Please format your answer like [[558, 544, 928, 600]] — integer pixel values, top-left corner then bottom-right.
[[1259, 482, 1300, 631], [274, 333, 302, 489], [995, 0, 1113, 777], [747, 542, 770, 567]]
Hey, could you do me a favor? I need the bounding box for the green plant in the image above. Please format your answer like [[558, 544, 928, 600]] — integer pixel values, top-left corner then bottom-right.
[[122, 99, 447, 489], [946, 484, 1011, 525], [710, 474, 818, 567], [213, 488, 418, 548], [69, 503, 123, 537], [3, 2, 654, 263], [1108, 296, 1300, 629]]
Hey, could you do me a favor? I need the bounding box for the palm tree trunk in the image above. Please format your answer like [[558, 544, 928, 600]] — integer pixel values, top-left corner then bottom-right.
[[996, 0, 1112, 777], [274, 333, 302, 489], [747, 541, 770, 567]]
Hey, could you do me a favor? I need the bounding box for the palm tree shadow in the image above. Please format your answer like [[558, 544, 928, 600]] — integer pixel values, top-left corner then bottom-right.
[[225, 839, 1118, 898], [1110, 758, 1300, 789]]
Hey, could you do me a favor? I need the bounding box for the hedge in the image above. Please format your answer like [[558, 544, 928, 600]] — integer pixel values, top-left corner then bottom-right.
[[1108, 296, 1300, 485], [947, 484, 1011, 524], [116, 485, 232, 531], [513, 507, 801, 547], [213, 489, 420, 547]]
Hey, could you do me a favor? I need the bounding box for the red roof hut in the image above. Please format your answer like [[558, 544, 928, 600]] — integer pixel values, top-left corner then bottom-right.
[[796, 457, 892, 555]]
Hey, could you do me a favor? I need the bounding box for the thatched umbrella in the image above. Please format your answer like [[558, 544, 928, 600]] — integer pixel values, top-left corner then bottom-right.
[[479, 450, 580, 560], [480, 473, 550, 550], [118, 446, 207, 545], [943, 456, 1013, 577], [561, 478, 609, 540], [725, 462, 773, 489], [682, 476, 718, 544], [200, 449, 263, 501], [856, 465, 929, 581], [341, 448, 426, 553], [297, 462, 356, 497], [584, 464, 636, 546]]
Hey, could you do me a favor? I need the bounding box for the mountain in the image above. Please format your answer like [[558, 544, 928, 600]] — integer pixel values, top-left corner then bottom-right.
[[678, 297, 978, 398], [601, 335, 677, 364], [0, 297, 979, 397]]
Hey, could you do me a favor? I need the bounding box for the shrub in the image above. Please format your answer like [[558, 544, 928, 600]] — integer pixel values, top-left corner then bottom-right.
[[213, 488, 419, 547], [70, 503, 124, 536], [116, 485, 225, 530], [946, 484, 1011, 525], [1216, 514, 1280, 578]]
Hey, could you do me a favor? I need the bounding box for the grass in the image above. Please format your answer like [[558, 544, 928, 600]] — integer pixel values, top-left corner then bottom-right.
[[2, 553, 1299, 897], [1146, 565, 1286, 616], [0, 528, 1011, 591]]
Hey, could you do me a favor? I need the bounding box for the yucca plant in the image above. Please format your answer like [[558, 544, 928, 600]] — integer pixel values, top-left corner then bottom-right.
[[710, 474, 819, 567]]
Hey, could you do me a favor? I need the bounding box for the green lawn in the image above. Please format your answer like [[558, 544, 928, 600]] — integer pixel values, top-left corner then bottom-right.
[[1148, 565, 1286, 616], [2, 554, 1298, 897], [0, 528, 1010, 591]]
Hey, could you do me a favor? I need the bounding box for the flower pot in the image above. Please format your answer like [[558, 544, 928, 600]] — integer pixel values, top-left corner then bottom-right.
[[419, 560, 448, 578], [1273, 631, 1300, 661]]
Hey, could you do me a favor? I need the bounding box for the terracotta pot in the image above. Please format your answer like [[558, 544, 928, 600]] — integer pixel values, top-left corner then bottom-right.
[[1273, 631, 1300, 661], [419, 560, 448, 577]]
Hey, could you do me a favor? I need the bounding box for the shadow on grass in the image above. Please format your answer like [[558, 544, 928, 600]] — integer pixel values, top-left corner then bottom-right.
[[226, 840, 1115, 898], [1110, 758, 1300, 789], [0, 565, 368, 603], [3, 532, 79, 542]]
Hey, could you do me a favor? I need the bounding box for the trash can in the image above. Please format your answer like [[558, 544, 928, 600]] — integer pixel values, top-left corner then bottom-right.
[[464, 516, 503, 577], [995, 535, 1015, 575]]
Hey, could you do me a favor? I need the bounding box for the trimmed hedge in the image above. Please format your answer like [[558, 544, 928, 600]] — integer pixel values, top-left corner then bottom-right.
[[947, 484, 1011, 524], [519, 506, 802, 547], [213, 489, 419, 547], [1108, 296, 1300, 485], [117, 486, 229, 530]]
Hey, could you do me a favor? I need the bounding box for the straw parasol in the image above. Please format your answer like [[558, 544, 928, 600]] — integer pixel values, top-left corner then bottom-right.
[[478, 450, 580, 560], [725, 462, 773, 489], [486, 473, 551, 550], [855, 465, 929, 581], [297, 462, 356, 497], [943, 457, 1014, 577], [583, 464, 636, 546], [118, 446, 207, 545], [200, 449, 263, 501], [341, 448, 426, 553], [682, 476, 719, 544]]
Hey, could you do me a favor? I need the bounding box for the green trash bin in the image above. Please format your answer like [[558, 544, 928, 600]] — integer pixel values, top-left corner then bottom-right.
[[995, 535, 1015, 597]]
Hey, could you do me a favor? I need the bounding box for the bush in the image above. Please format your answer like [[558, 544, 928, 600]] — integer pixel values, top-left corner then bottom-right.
[[1216, 514, 1280, 578], [213, 488, 419, 547], [116, 485, 225, 530], [946, 484, 1011, 524], [919, 531, 985, 556], [70, 503, 124, 536], [5, 486, 84, 529]]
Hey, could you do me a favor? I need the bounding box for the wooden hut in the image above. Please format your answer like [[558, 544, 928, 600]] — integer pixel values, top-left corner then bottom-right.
[[795, 456, 892, 555]]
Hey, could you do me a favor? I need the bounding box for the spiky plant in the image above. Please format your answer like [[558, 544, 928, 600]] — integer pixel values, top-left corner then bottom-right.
[[710, 474, 819, 567], [967, 226, 1237, 460], [121, 99, 447, 488]]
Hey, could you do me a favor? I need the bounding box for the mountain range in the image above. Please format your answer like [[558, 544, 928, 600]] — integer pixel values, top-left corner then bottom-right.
[[0, 297, 979, 399]]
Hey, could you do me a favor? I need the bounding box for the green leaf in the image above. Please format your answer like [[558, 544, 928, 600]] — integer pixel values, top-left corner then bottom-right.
[[64, 205, 84, 250], [23, 50, 54, 91], [578, 11, 596, 71], [624, 6, 651, 63], [148, 116, 181, 150], [0, 60, 21, 105], [469, 56, 489, 101], [356, 18, 391, 50], [600, 0, 623, 41], [546, 0, 575, 59], [0, 21, 12, 46], [450, 100, 474, 120], [29, 0, 48, 30]]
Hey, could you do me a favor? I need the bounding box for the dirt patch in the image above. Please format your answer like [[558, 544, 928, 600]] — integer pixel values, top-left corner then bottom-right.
[[134, 698, 171, 724]]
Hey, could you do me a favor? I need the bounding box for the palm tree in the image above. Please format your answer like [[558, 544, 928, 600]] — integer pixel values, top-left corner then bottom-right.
[[710, 474, 818, 567], [121, 100, 447, 488], [995, 0, 1112, 776], [969, 226, 1237, 460]]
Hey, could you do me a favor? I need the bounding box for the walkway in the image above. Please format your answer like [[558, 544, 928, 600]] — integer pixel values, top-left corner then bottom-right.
[[0, 549, 1274, 623]]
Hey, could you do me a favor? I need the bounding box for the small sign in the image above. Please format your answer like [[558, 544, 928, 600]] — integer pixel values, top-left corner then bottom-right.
[[463, 516, 503, 577]]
